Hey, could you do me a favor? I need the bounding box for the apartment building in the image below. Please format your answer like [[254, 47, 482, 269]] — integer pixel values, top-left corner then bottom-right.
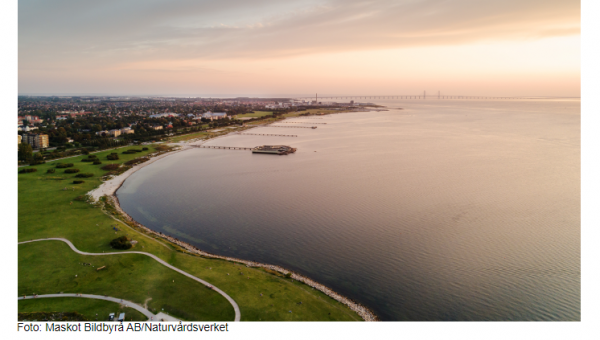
[[22, 133, 49, 149]]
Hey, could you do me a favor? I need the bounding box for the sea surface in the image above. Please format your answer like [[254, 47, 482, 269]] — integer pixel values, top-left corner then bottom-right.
[[117, 99, 580, 321]]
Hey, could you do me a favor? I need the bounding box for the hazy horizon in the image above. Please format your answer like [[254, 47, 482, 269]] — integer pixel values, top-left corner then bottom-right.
[[16, 93, 582, 98], [19, 0, 580, 97]]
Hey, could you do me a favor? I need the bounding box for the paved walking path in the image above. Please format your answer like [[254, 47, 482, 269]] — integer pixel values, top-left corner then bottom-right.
[[18, 238, 241, 321], [18, 293, 165, 321]]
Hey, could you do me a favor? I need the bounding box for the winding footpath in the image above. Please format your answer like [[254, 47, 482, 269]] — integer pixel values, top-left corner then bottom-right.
[[18, 293, 180, 321], [18, 238, 241, 322]]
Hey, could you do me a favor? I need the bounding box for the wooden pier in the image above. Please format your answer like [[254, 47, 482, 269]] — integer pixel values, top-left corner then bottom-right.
[[240, 133, 297, 137], [267, 125, 317, 129], [191, 145, 252, 150], [280, 122, 327, 125]]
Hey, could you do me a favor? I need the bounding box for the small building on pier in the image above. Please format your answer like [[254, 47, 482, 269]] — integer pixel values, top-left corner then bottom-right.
[[252, 145, 296, 155]]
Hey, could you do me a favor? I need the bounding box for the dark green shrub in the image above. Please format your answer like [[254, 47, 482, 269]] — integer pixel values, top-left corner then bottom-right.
[[75, 173, 94, 178], [19, 168, 37, 174], [82, 149, 89, 155], [46, 168, 56, 174], [107, 153, 119, 160], [122, 149, 143, 154], [88, 155, 98, 159], [101, 164, 120, 171], [285, 273, 292, 278], [81, 157, 95, 162], [124, 157, 149, 166], [64, 169, 80, 173], [93, 160, 102, 165], [142, 147, 148, 151], [73, 180, 85, 184], [56, 163, 74, 168], [110, 236, 132, 250]]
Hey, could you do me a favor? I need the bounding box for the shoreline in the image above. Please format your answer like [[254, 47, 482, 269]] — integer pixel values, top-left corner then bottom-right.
[[88, 117, 379, 322]]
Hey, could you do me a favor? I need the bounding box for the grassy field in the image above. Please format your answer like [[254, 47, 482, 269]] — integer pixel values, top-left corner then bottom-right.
[[19, 241, 233, 321], [168, 131, 212, 143], [236, 111, 273, 118], [18, 144, 362, 321], [284, 109, 347, 117], [19, 298, 148, 321]]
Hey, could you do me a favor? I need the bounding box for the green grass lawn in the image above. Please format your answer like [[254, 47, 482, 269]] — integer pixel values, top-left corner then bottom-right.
[[18, 144, 363, 321], [168, 131, 212, 143], [283, 109, 347, 117], [19, 241, 232, 321], [237, 111, 273, 118], [19, 298, 148, 321]]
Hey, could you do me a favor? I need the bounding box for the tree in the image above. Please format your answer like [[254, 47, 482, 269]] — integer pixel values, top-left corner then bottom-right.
[[31, 152, 45, 165], [110, 236, 132, 250], [18, 143, 33, 161]]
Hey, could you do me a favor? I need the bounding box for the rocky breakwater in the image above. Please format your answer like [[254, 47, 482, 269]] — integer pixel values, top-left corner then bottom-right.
[[107, 196, 378, 321]]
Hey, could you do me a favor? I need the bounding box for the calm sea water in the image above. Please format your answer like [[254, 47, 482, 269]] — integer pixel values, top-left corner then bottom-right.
[[117, 99, 580, 321]]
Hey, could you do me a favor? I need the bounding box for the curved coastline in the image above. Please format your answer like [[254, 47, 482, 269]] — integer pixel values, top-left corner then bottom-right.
[[89, 127, 379, 322]]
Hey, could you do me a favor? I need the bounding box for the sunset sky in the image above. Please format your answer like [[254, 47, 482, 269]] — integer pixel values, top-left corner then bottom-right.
[[18, 0, 580, 97]]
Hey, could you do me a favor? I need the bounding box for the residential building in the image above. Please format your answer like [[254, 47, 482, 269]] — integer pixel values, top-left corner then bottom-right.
[[109, 129, 121, 137], [149, 112, 176, 118], [201, 111, 228, 120], [22, 133, 49, 149], [20, 115, 44, 124]]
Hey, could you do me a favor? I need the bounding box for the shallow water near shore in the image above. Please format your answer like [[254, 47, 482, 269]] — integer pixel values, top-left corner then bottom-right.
[[117, 99, 580, 321]]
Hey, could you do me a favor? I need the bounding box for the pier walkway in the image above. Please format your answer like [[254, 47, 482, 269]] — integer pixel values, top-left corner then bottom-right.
[[279, 122, 327, 125], [191, 145, 252, 151], [239, 133, 297, 137], [267, 125, 317, 129]]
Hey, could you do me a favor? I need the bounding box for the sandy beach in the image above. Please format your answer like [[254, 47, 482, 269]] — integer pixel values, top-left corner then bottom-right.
[[88, 145, 186, 201]]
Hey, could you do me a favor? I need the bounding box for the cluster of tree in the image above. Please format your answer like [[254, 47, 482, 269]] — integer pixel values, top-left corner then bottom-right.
[[18, 143, 46, 165], [19, 98, 279, 148], [18, 143, 33, 162], [110, 236, 132, 250]]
